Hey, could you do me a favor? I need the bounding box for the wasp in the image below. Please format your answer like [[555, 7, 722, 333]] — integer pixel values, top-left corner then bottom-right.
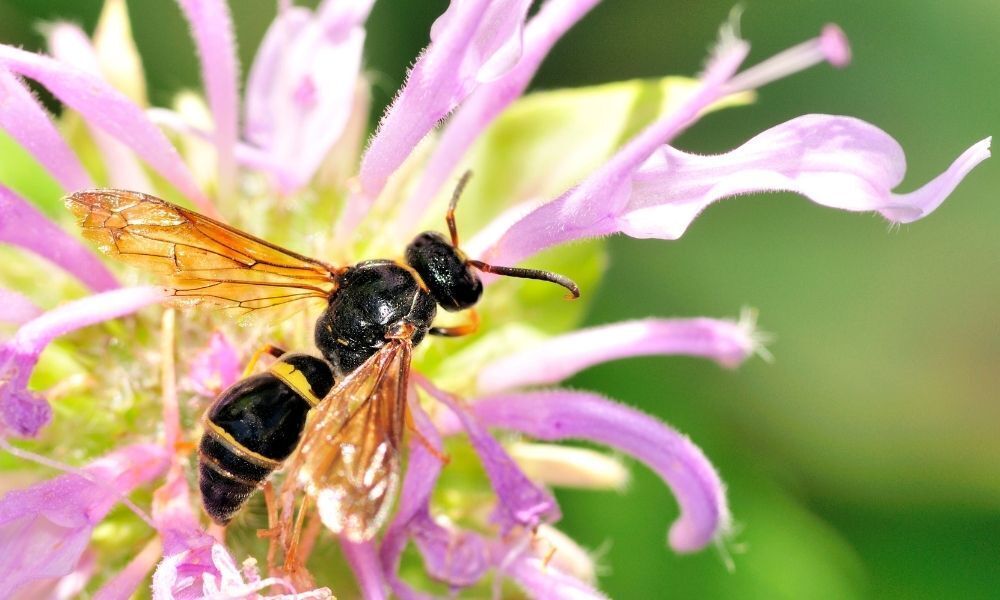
[[66, 173, 577, 543]]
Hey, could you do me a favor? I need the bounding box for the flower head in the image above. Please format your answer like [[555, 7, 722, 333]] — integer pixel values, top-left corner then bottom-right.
[[0, 1, 988, 597]]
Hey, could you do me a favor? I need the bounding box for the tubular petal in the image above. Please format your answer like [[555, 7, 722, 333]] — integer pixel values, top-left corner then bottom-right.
[[44, 22, 151, 190], [360, 0, 508, 202], [0, 185, 118, 292], [379, 398, 445, 599], [244, 0, 371, 192], [0, 68, 92, 191], [0, 443, 169, 596], [618, 116, 990, 237], [499, 552, 608, 600], [409, 511, 491, 587], [0, 286, 164, 437], [0, 44, 216, 217], [400, 0, 602, 227], [422, 380, 560, 533], [471, 38, 750, 265], [478, 316, 758, 393], [176, 0, 239, 197], [472, 391, 730, 552], [340, 539, 388, 600]]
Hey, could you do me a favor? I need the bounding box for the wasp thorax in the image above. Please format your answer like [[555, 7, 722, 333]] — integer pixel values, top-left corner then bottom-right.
[[405, 231, 483, 312]]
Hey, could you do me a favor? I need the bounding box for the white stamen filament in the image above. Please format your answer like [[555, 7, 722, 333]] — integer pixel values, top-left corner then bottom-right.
[[724, 24, 850, 94]]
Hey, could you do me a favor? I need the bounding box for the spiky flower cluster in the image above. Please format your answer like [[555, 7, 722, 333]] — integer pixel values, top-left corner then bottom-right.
[[0, 1, 988, 598]]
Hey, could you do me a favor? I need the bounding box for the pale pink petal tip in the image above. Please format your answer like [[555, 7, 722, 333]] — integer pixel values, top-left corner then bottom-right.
[[820, 24, 851, 68], [0, 286, 164, 437], [0, 444, 168, 596], [888, 136, 991, 223], [473, 391, 731, 553]]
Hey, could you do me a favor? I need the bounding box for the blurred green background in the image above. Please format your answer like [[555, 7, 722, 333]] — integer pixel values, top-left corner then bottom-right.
[[1, 0, 996, 598]]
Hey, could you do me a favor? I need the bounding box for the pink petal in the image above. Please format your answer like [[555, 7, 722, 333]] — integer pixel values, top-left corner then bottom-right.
[[400, 0, 601, 226], [0, 45, 217, 218], [379, 399, 445, 599], [186, 330, 241, 397], [0, 68, 92, 191], [421, 379, 559, 533], [244, 0, 372, 192], [0, 443, 169, 595], [44, 22, 152, 190], [472, 390, 730, 552], [176, 0, 239, 196], [468, 37, 751, 265], [359, 0, 532, 200], [0, 184, 117, 292], [478, 316, 759, 393], [0, 287, 42, 325], [499, 551, 608, 600], [0, 286, 164, 437], [409, 511, 490, 587], [619, 116, 990, 238], [340, 539, 388, 600], [93, 538, 162, 600]]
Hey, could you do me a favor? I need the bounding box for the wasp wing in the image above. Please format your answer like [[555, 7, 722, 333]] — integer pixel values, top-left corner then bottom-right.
[[66, 189, 342, 325], [287, 339, 411, 542]]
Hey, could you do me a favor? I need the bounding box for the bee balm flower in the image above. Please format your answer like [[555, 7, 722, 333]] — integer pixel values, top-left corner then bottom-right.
[[0, 0, 988, 597]]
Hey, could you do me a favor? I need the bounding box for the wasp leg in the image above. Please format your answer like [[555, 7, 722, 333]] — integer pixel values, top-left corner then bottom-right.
[[257, 481, 281, 575], [242, 343, 288, 378], [429, 309, 480, 338]]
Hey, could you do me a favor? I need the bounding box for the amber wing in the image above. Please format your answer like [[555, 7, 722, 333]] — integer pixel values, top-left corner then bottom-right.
[[286, 339, 411, 542], [66, 189, 342, 324]]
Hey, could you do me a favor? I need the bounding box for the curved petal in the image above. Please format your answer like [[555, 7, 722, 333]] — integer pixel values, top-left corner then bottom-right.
[[0, 45, 217, 218], [478, 316, 759, 393], [0, 185, 117, 292], [0, 286, 164, 437], [0, 68, 92, 192], [421, 379, 559, 533], [361, 0, 540, 200], [0, 443, 168, 596], [176, 0, 239, 195], [472, 390, 730, 552], [379, 398, 446, 599], [500, 552, 608, 600], [400, 0, 601, 226], [618, 116, 991, 238], [469, 36, 750, 265]]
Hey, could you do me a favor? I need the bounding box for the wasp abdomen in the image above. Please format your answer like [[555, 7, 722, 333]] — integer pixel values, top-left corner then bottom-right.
[[198, 354, 334, 524]]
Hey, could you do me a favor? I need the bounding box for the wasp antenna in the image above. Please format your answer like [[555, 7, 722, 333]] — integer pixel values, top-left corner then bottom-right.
[[467, 260, 580, 299], [446, 170, 473, 248]]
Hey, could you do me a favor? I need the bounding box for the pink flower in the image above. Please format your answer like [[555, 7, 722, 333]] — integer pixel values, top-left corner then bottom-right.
[[0, 1, 988, 597], [0, 443, 168, 596]]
